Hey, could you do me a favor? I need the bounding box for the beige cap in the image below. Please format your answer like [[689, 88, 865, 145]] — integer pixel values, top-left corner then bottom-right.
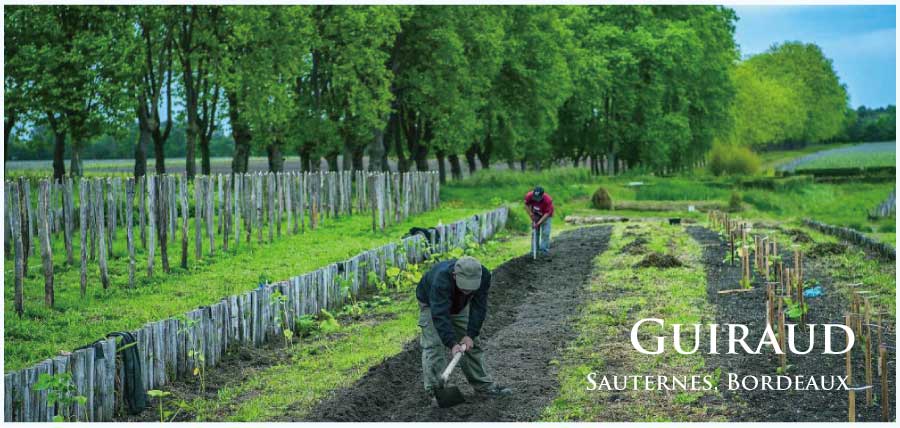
[[453, 256, 483, 291]]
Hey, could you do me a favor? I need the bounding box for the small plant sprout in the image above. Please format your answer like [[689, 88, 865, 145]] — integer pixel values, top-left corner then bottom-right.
[[269, 290, 292, 346], [34, 372, 86, 422], [188, 348, 206, 394], [147, 389, 172, 422]]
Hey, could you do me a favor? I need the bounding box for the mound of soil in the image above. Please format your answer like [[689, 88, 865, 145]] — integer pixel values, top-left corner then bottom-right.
[[301, 226, 613, 422], [619, 237, 648, 255], [687, 226, 895, 422], [633, 252, 683, 268], [785, 228, 814, 243], [809, 242, 849, 257]]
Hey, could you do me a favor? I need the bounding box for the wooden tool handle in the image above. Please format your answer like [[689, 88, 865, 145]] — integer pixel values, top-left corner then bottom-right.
[[441, 345, 467, 382]]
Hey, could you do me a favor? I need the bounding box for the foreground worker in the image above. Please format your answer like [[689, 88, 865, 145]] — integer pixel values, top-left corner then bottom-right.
[[416, 255, 512, 401], [524, 185, 554, 258]]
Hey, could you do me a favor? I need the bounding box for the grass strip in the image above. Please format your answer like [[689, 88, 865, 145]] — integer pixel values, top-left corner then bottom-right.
[[541, 223, 728, 422]]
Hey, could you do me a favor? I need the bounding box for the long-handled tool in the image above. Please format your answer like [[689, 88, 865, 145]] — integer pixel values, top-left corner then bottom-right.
[[532, 223, 539, 260], [434, 345, 467, 408]]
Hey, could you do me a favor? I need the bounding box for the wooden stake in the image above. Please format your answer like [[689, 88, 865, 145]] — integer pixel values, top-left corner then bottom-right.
[[180, 174, 189, 269], [8, 182, 25, 316], [146, 176, 156, 277], [126, 178, 136, 288], [95, 180, 109, 289], [195, 176, 203, 259], [880, 346, 888, 422], [79, 178, 88, 296]]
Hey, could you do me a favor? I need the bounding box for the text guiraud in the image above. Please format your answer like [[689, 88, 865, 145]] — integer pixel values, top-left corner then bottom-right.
[[630, 318, 855, 355]]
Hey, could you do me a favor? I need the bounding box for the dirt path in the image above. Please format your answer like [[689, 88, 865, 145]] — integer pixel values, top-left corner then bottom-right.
[[300, 226, 612, 422], [688, 226, 896, 422]]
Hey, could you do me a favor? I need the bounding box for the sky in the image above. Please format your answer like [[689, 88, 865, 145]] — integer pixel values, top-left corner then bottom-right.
[[732, 5, 896, 109]]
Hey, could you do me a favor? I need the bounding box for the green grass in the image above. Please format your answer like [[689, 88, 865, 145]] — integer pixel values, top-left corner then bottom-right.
[[800, 151, 896, 170], [4, 206, 481, 371], [169, 227, 533, 421], [757, 143, 851, 172], [446, 168, 894, 244], [541, 223, 727, 422]]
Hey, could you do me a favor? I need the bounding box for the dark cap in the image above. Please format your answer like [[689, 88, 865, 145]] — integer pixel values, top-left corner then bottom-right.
[[453, 256, 483, 291], [532, 186, 545, 201]]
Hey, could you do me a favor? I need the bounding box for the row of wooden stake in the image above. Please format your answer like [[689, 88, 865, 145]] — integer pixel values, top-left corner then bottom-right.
[[4, 171, 440, 316], [710, 210, 893, 422]]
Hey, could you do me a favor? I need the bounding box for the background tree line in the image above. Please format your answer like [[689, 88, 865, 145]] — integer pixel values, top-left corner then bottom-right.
[[5, 5, 878, 181]]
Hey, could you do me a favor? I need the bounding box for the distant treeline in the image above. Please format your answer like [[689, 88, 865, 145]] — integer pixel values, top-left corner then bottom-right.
[[842, 105, 896, 143], [4, 5, 884, 181]]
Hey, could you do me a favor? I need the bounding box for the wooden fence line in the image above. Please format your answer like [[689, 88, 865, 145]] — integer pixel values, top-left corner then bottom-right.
[[802, 218, 896, 261], [4, 171, 439, 313], [3, 206, 508, 422]]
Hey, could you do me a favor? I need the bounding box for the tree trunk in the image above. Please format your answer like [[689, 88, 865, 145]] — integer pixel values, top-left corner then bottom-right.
[[153, 135, 166, 174], [352, 146, 365, 171], [199, 137, 211, 175], [465, 145, 478, 174], [228, 91, 252, 173], [135, 117, 149, 178], [5, 110, 15, 169], [52, 130, 66, 180], [448, 154, 462, 180], [267, 143, 284, 172], [299, 147, 312, 172], [326, 153, 339, 171], [186, 121, 198, 179], [477, 134, 492, 169], [436, 151, 447, 184], [520, 159, 526, 172], [69, 146, 83, 177], [369, 128, 386, 171], [341, 141, 354, 171]]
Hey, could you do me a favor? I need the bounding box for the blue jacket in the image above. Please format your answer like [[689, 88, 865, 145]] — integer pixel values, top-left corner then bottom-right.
[[415, 259, 491, 348]]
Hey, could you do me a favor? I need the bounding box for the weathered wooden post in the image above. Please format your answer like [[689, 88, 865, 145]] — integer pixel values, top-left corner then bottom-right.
[[223, 174, 231, 253], [846, 313, 855, 422], [147, 175, 157, 277], [8, 182, 25, 316], [79, 178, 88, 296], [95, 179, 110, 288], [138, 175, 146, 249], [880, 345, 889, 421], [195, 176, 203, 259], [62, 177, 74, 265], [158, 175, 170, 273], [206, 175, 215, 255], [126, 178, 136, 288]]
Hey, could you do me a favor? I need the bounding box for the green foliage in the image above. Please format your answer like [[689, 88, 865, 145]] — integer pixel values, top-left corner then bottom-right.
[[590, 187, 613, 210], [782, 297, 809, 320], [708, 143, 761, 176], [147, 389, 173, 422], [34, 372, 87, 422], [729, 42, 849, 148], [728, 191, 742, 212]]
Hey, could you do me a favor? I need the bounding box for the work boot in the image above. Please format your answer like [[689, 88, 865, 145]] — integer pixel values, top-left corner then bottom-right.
[[477, 383, 512, 397]]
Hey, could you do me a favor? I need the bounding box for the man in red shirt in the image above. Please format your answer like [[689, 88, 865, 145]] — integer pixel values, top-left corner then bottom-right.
[[524, 186, 554, 258]]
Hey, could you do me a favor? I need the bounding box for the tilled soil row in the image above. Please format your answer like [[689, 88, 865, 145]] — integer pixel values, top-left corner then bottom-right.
[[301, 226, 612, 422], [688, 226, 896, 422]]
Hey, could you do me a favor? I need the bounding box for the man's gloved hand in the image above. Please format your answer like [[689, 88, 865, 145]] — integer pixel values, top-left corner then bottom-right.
[[451, 341, 470, 355], [460, 335, 474, 350]]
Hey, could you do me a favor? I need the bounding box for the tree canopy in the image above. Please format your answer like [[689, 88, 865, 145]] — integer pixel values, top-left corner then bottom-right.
[[5, 5, 874, 179]]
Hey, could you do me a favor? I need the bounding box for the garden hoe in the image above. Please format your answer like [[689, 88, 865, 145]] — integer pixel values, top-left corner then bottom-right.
[[434, 344, 467, 408], [532, 223, 539, 260]]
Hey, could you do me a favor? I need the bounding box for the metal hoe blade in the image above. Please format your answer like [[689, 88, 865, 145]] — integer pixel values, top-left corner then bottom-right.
[[433, 384, 465, 408]]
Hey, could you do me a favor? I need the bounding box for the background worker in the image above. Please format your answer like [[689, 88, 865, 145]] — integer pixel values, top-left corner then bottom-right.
[[416, 256, 512, 401], [524, 186, 554, 258]]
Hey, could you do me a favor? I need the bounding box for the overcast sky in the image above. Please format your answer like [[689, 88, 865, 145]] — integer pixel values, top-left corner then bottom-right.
[[732, 5, 896, 108]]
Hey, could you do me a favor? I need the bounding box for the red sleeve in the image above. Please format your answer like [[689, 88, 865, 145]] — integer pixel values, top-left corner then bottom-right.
[[545, 195, 554, 216], [524, 191, 533, 206]]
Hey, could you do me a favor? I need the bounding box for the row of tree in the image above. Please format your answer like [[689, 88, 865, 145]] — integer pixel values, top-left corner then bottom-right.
[[728, 42, 850, 148], [841, 105, 896, 143], [5, 5, 741, 181]]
